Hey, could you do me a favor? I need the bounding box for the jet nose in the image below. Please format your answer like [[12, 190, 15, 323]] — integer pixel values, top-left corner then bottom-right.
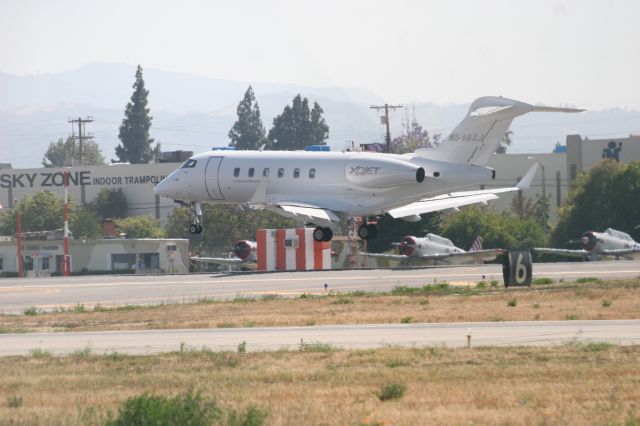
[[154, 177, 179, 199]]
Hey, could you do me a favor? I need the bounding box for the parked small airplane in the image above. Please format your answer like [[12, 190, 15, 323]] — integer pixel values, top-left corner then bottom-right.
[[534, 228, 640, 260], [364, 235, 502, 265], [190, 240, 257, 269], [154, 96, 582, 241]]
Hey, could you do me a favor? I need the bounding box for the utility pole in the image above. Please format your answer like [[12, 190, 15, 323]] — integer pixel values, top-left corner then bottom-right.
[[370, 104, 403, 153], [68, 117, 94, 166]]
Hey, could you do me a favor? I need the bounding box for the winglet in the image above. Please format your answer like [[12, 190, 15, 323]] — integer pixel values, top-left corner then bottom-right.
[[516, 163, 539, 190], [532, 105, 585, 114]]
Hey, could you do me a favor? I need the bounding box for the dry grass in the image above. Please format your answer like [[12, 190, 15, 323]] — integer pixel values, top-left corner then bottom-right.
[[1, 280, 640, 333], [0, 345, 639, 425]]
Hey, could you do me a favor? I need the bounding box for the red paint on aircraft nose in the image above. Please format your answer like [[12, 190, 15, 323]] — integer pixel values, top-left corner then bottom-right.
[[581, 232, 597, 251], [399, 236, 417, 257], [234, 240, 253, 260]]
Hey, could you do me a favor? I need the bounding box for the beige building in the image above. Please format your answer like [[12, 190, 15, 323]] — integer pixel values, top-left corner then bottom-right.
[[0, 163, 182, 222], [482, 134, 640, 225], [0, 236, 189, 276]]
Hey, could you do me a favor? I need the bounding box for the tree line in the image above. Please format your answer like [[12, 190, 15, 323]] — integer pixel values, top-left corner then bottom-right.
[[42, 68, 331, 167]]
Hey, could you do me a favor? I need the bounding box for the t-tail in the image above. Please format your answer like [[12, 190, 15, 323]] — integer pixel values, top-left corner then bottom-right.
[[469, 236, 483, 252], [417, 96, 584, 165]]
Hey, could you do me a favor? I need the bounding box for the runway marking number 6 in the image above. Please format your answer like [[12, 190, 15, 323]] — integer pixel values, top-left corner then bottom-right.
[[515, 252, 527, 284]]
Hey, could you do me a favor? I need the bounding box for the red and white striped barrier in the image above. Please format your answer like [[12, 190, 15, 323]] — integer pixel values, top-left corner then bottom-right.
[[256, 228, 331, 271]]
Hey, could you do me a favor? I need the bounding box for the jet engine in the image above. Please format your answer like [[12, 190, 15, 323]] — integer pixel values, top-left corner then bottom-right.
[[233, 240, 257, 261], [345, 156, 425, 188]]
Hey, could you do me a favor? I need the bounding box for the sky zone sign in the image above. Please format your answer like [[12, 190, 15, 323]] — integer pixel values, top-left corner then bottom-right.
[[0, 171, 166, 189]]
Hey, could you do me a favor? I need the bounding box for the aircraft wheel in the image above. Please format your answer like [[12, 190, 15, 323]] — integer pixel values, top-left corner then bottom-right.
[[313, 227, 325, 242], [190, 224, 203, 235], [322, 227, 333, 242], [358, 224, 378, 240]]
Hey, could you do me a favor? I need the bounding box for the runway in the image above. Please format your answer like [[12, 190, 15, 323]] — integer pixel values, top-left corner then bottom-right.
[[0, 261, 639, 314], [1, 319, 638, 356]]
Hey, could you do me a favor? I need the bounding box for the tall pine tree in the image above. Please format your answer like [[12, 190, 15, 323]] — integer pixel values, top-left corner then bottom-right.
[[115, 65, 160, 163], [267, 94, 329, 150], [228, 86, 268, 150]]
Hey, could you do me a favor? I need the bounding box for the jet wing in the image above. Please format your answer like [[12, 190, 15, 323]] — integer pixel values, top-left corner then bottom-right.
[[360, 252, 410, 261], [270, 203, 340, 226], [600, 248, 640, 257], [532, 248, 590, 258], [445, 248, 503, 262], [190, 256, 255, 268], [387, 164, 538, 219]]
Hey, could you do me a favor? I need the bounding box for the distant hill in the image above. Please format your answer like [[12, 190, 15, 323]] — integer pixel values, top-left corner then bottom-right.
[[1, 63, 639, 168]]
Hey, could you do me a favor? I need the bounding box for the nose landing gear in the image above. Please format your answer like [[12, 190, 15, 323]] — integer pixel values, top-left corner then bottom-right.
[[189, 202, 204, 235]]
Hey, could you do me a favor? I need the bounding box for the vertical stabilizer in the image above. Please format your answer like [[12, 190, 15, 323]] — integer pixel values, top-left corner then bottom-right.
[[469, 236, 483, 252], [417, 97, 583, 165]]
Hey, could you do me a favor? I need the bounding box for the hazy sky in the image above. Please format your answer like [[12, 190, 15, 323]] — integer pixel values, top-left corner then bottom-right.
[[1, 0, 639, 108]]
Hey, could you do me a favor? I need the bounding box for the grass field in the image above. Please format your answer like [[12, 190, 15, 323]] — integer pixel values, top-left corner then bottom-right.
[[1, 345, 639, 425], [1, 279, 639, 333]]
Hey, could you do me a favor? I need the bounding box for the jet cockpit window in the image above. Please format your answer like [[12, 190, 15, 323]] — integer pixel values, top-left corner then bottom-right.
[[248, 168, 255, 177], [293, 168, 300, 178], [278, 168, 284, 178], [234, 167, 240, 177], [182, 159, 197, 168], [309, 168, 316, 179], [263, 168, 270, 177]]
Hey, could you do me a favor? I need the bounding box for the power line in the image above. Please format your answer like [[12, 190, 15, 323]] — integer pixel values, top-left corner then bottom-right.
[[68, 117, 94, 166], [369, 104, 403, 153]]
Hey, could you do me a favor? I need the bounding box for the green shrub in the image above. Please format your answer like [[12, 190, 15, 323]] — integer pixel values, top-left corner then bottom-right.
[[400, 316, 413, 324], [476, 281, 487, 289], [386, 359, 411, 368], [533, 277, 554, 285], [6, 395, 23, 408], [227, 405, 268, 426], [507, 298, 517, 307], [106, 391, 222, 426], [299, 341, 335, 353], [378, 383, 407, 401], [602, 299, 612, 307], [30, 348, 52, 358], [23, 306, 39, 316], [576, 277, 604, 284], [237, 341, 247, 354]]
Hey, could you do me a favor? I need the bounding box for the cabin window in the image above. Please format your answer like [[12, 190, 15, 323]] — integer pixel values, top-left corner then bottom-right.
[[278, 168, 285, 178], [309, 168, 316, 179], [293, 168, 300, 178], [248, 168, 255, 178], [181, 159, 197, 168], [263, 168, 269, 177], [233, 167, 240, 177]]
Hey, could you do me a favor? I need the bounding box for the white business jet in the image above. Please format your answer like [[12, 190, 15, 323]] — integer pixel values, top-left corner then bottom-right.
[[534, 228, 640, 260], [364, 235, 502, 266], [154, 96, 583, 242]]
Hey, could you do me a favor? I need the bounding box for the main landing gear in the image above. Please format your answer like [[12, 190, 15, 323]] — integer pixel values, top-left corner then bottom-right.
[[313, 226, 333, 242], [357, 223, 378, 240], [189, 202, 203, 235]]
